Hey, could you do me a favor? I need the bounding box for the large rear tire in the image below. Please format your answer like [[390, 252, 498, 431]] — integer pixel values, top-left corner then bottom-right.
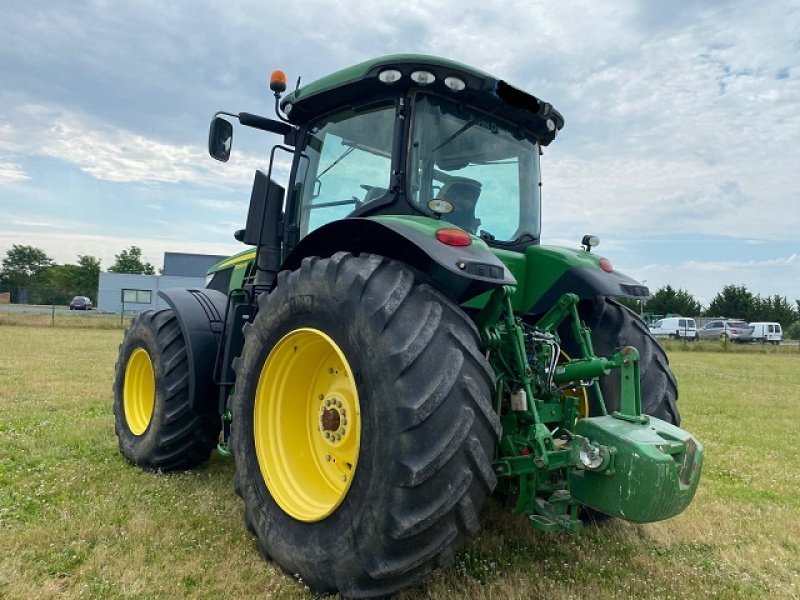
[[576, 297, 680, 425], [230, 253, 500, 597], [113, 309, 220, 470]]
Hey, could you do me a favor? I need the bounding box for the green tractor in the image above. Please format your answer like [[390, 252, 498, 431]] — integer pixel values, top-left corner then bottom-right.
[[113, 55, 703, 597]]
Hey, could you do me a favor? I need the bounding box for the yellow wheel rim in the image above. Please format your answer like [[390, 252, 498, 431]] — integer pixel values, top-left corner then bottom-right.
[[559, 350, 590, 419], [123, 347, 156, 435], [254, 328, 361, 522]]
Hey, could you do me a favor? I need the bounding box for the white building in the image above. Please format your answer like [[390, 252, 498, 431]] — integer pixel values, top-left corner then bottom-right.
[[97, 252, 227, 314]]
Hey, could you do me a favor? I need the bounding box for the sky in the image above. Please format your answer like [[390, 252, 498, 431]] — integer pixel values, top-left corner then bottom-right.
[[1, 0, 798, 307]]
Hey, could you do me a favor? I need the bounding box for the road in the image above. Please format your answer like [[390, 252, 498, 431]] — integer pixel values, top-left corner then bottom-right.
[[0, 303, 103, 315]]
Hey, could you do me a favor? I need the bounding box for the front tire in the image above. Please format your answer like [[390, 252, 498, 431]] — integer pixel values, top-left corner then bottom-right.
[[113, 309, 220, 470], [230, 253, 500, 597]]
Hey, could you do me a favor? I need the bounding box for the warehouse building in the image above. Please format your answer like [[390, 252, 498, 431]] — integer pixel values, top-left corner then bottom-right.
[[97, 252, 227, 314]]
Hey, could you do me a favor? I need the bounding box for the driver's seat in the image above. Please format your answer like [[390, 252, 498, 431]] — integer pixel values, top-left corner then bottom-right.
[[437, 177, 482, 233]]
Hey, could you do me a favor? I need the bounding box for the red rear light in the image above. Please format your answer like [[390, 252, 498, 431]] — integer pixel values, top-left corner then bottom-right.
[[435, 228, 472, 247], [599, 258, 613, 273]]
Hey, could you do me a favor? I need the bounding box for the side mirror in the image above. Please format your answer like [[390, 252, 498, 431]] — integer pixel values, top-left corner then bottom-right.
[[208, 116, 233, 162]]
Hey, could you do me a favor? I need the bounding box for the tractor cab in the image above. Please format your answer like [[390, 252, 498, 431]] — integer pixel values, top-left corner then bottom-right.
[[210, 55, 564, 265]]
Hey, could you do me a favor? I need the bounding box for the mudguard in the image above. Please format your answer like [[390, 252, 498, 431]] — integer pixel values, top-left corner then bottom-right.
[[463, 245, 649, 314], [282, 216, 516, 303], [526, 265, 649, 315], [157, 288, 227, 415]]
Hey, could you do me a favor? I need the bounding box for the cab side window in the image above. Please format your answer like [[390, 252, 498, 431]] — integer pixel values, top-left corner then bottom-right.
[[207, 267, 233, 293]]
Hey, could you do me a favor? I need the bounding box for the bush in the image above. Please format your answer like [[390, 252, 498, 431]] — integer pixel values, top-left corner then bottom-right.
[[785, 320, 800, 340]]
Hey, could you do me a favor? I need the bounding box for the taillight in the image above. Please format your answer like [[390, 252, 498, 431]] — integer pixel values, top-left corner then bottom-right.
[[435, 228, 472, 247], [599, 258, 613, 272]]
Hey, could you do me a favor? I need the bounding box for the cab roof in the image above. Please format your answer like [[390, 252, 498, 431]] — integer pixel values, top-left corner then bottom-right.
[[280, 54, 564, 145]]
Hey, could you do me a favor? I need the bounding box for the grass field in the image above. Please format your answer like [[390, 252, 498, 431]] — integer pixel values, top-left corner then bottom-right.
[[1, 322, 799, 599]]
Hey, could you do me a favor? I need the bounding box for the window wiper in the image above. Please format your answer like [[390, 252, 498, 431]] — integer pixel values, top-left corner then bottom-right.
[[317, 145, 355, 179], [431, 107, 500, 154]]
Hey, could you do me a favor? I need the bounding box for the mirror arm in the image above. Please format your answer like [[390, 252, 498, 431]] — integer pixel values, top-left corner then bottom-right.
[[238, 112, 294, 136]]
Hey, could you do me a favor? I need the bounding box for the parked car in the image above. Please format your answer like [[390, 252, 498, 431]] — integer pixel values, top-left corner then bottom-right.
[[749, 322, 782, 345], [69, 296, 93, 310], [649, 316, 698, 340], [698, 319, 753, 342]]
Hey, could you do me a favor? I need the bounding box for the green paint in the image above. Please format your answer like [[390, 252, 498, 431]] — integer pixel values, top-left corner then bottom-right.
[[570, 416, 703, 522], [370, 214, 493, 250], [478, 288, 703, 531], [283, 54, 493, 106], [207, 248, 255, 275], [464, 245, 607, 313]]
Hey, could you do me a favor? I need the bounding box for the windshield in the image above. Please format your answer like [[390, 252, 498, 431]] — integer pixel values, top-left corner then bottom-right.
[[408, 94, 541, 242], [295, 104, 396, 237]]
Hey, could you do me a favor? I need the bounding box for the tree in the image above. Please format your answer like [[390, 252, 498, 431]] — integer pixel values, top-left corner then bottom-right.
[[645, 285, 702, 316], [38, 264, 81, 304], [75, 255, 101, 300], [109, 246, 155, 275], [0, 244, 53, 286], [706, 284, 756, 320], [750, 294, 797, 325], [0, 245, 54, 303]]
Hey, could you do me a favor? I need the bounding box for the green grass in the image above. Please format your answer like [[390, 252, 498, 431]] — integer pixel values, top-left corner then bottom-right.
[[0, 311, 132, 329], [1, 324, 798, 599]]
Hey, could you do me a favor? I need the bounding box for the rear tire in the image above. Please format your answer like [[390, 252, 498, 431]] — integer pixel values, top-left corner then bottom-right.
[[230, 253, 500, 597], [113, 309, 220, 470]]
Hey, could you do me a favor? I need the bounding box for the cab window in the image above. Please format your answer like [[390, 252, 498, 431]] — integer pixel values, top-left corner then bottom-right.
[[206, 267, 233, 293], [295, 104, 396, 237]]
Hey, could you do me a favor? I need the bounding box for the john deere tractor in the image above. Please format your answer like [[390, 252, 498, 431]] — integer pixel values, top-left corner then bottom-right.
[[113, 55, 703, 597]]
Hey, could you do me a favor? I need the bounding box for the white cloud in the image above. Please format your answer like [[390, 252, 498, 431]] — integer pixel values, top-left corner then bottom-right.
[[0, 104, 289, 189], [626, 254, 800, 306], [0, 160, 29, 184], [5, 216, 81, 230], [194, 198, 249, 212]]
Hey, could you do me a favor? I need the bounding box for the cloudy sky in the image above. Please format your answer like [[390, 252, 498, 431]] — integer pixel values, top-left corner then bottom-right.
[[1, 0, 798, 306]]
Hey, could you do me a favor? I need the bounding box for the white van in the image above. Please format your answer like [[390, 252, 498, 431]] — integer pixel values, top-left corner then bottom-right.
[[649, 316, 698, 340], [749, 322, 782, 345]]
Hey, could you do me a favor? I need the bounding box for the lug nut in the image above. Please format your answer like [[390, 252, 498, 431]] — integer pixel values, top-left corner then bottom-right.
[[336, 400, 342, 408], [325, 432, 331, 440], [341, 428, 346, 435], [342, 475, 347, 482], [325, 454, 331, 461], [319, 394, 324, 400]]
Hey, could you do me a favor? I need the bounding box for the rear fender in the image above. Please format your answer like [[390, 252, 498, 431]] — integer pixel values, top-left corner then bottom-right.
[[465, 245, 649, 314], [526, 264, 649, 315], [157, 288, 227, 416], [282, 217, 516, 303]]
